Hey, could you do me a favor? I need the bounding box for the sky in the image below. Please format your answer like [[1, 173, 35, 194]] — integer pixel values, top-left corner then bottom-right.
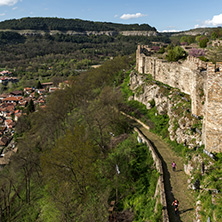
[[0, 0, 222, 32]]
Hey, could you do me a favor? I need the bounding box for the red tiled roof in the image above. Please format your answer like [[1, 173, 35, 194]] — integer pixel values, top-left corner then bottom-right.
[[5, 119, 13, 125], [3, 96, 22, 102]]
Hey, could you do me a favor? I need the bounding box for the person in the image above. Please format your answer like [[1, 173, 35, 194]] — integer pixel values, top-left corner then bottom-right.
[[172, 199, 179, 215], [172, 161, 176, 172]]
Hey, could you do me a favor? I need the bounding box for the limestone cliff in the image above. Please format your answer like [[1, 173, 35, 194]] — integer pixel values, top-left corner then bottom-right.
[[0, 29, 159, 37], [129, 71, 202, 149]]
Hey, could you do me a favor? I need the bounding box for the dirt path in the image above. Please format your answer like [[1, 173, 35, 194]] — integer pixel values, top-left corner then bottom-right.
[[137, 125, 196, 222]]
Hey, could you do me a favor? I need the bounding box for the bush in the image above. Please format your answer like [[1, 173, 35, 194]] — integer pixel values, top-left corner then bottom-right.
[[158, 46, 165, 54], [166, 46, 187, 62], [189, 48, 205, 57], [199, 37, 209, 48], [180, 35, 195, 45], [198, 56, 209, 62]]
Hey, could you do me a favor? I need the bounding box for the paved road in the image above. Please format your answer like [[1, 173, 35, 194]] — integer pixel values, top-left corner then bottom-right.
[[137, 125, 195, 222]]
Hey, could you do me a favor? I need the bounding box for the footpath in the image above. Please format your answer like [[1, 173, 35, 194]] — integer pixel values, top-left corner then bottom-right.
[[136, 124, 196, 222]]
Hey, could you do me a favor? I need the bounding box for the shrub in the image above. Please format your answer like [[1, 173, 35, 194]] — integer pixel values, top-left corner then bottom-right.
[[166, 46, 187, 62], [151, 45, 160, 52], [199, 37, 209, 48], [189, 48, 205, 57], [180, 35, 195, 45], [158, 46, 165, 54]]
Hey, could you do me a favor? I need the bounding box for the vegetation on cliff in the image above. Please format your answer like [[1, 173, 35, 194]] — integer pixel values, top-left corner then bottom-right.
[[123, 69, 222, 221]]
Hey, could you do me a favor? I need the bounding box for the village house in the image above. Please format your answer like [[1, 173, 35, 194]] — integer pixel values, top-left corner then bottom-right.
[[0, 78, 8, 85], [0, 126, 6, 135], [49, 87, 58, 93], [5, 119, 14, 129], [0, 104, 15, 118], [10, 90, 23, 97], [41, 82, 53, 89], [2, 96, 23, 104], [24, 87, 33, 95], [0, 70, 12, 76], [0, 77, 19, 85], [37, 88, 46, 95], [59, 80, 70, 89], [14, 110, 22, 122], [0, 94, 10, 101], [18, 100, 27, 107], [0, 136, 9, 148]]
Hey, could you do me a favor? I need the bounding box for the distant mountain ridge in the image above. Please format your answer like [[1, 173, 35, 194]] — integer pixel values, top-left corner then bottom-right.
[[171, 27, 222, 36], [0, 17, 157, 32]]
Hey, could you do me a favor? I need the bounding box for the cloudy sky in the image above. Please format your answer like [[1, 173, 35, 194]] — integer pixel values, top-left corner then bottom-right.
[[0, 0, 222, 32]]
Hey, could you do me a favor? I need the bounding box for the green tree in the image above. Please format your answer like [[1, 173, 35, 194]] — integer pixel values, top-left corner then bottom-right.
[[199, 37, 209, 48], [36, 81, 42, 89], [158, 46, 165, 54], [180, 35, 195, 45], [211, 31, 218, 40], [195, 35, 202, 43], [27, 99, 35, 113], [166, 46, 187, 62], [41, 126, 98, 220]]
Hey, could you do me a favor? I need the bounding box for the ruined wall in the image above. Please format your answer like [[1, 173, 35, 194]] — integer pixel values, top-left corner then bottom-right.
[[136, 45, 222, 152], [203, 63, 222, 153], [136, 45, 207, 116], [134, 127, 169, 222]]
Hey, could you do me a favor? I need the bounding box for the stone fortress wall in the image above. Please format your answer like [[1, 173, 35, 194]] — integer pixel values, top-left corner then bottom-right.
[[136, 45, 222, 153]]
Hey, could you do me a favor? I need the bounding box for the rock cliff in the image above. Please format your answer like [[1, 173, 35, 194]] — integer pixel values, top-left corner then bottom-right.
[[0, 29, 159, 37], [129, 71, 202, 149]]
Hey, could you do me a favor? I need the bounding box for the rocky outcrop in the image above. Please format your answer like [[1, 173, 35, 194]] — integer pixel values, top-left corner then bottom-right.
[[129, 71, 202, 149], [0, 29, 159, 37], [120, 31, 158, 36]]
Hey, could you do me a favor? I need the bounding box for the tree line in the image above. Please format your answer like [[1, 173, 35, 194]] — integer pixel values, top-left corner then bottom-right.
[[0, 17, 156, 32], [0, 55, 161, 221]]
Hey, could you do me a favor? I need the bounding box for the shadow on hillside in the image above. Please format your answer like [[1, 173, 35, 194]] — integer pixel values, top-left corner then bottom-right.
[[148, 139, 182, 222], [180, 207, 194, 214]]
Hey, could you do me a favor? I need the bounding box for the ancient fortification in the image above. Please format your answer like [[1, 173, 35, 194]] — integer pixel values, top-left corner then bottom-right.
[[136, 45, 222, 153]]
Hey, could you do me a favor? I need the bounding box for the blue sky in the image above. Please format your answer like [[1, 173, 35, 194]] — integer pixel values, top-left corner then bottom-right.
[[0, 0, 222, 32]]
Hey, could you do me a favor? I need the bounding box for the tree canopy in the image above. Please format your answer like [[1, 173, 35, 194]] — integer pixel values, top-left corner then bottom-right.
[[0, 17, 156, 32]]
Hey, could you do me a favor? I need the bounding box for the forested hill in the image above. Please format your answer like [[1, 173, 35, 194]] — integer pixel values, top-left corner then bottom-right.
[[0, 17, 157, 32]]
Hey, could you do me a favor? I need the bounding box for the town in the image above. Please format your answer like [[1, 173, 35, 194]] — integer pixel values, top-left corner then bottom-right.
[[0, 70, 68, 167]]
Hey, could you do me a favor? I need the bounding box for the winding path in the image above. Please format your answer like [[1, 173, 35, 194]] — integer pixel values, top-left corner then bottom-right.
[[134, 122, 196, 222]]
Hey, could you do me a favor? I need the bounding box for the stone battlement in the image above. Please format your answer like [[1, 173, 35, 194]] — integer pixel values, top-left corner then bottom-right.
[[136, 45, 222, 153]]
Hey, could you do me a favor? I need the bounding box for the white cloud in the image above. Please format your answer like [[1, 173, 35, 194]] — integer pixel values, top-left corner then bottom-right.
[[195, 13, 222, 28], [120, 13, 147, 20], [160, 29, 181, 33], [205, 13, 222, 26], [0, 13, 5, 16], [0, 0, 19, 6]]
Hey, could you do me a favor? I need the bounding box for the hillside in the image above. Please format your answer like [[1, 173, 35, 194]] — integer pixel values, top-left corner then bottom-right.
[[170, 26, 222, 36], [0, 17, 157, 33]]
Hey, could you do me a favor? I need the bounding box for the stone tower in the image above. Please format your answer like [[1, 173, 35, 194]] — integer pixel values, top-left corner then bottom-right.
[[203, 62, 222, 152]]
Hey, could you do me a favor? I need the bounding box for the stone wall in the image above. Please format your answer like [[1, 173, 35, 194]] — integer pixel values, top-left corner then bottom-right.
[[129, 72, 202, 149], [136, 45, 222, 153], [134, 127, 169, 222], [136, 45, 207, 117], [203, 62, 222, 152]]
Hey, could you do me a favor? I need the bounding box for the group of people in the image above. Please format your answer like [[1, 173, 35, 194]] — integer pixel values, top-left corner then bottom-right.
[[172, 161, 179, 215]]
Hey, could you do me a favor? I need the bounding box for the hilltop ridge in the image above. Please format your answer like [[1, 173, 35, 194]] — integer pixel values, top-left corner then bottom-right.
[[0, 17, 157, 34]]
